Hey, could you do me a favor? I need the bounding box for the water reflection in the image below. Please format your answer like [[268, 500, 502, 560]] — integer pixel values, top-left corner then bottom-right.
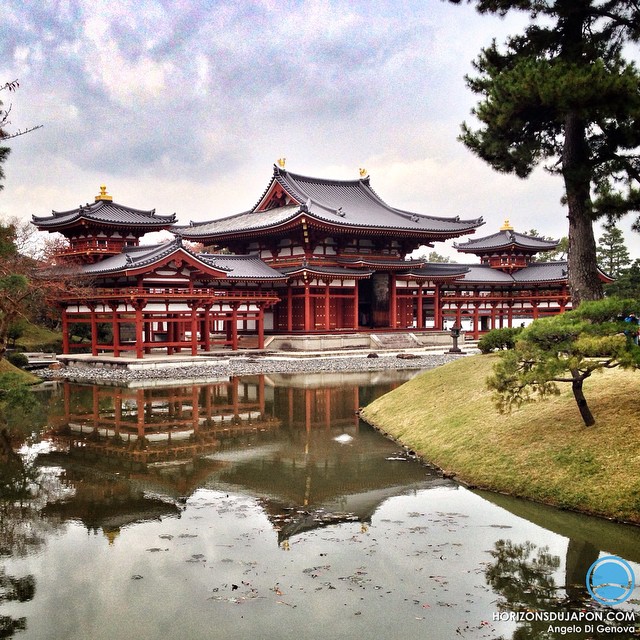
[[0, 372, 638, 640], [486, 538, 635, 639], [33, 372, 428, 543], [0, 442, 49, 638]]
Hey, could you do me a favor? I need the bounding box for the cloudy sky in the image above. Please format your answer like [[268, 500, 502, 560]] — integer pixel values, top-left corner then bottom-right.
[[1, 0, 638, 260]]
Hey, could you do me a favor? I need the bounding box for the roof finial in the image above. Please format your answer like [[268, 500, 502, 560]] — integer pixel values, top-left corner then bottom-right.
[[500, 218, 513, 231], [359, 167, 368, 179], [277, 157, 286, 169], [95, 185, 113, 202]]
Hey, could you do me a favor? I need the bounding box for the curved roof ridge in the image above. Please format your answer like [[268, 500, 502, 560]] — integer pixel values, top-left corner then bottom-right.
[[281, 167, 484, 227], [392, 205, 483, 226], [177, 208, 259, 229], [33, 199, 177, 228], [46, 200, 159, 219], [455, 228, 558, 251]]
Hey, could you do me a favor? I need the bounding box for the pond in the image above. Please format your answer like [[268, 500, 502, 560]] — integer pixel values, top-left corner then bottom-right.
[[1, 370, 639, 639]]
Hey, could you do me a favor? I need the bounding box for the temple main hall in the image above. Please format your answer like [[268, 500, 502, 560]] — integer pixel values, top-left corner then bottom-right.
[[33, 165, 607, 357]]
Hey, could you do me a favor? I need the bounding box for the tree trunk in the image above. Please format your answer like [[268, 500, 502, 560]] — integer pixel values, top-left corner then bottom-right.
[[570, 370, 595, 427], [563, 113, 604, 307]]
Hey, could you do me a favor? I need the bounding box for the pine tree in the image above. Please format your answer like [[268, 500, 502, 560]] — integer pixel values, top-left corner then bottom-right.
[[538, 237, 568, 262], [596, 224, 631, 277], [525, 230, 568, 262], [605, 259, 640, 299], [450, 0, 640, 305]]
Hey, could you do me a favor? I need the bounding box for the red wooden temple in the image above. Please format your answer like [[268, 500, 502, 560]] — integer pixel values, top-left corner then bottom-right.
[[32, 166, 611, 356]]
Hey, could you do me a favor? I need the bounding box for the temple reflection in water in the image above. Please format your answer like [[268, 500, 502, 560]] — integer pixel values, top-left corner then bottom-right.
[[38, 372, 444, 544]]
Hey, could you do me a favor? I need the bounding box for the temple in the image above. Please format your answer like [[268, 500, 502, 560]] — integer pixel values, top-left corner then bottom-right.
[[32, 166, 611, 357]]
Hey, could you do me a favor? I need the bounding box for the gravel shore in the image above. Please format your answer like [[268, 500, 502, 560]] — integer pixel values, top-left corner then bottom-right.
[[36, 352, 463, 385]]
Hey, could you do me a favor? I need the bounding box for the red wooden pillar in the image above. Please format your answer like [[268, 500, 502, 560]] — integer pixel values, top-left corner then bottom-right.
[[473, 304, 480, 339], [61, 306, 70, 354], [559, 290, 567, 313], [434, 284, 442, 330], [490, 304, 497, 330], [257, 305, 265, 349], [353, 282, 359, 329], [287, 287, 293, 332], [389, 275, 397, 329], [167, 314, 176, 356], [190, 303, 198, 356], [231, 304, 239, 351], [507, 303, 513, 328], [203, 305, 211, 351], [89, 304, 98, 356], [324, 282, 330, 330], [532, 302, 539, 320], [304, 282, 312, 332], [110, 303, 120, 357], [416, 284, 424, 329], [455, 303, 462, 328], [225, 311, 232, 345], [134, 302, 144, 359]]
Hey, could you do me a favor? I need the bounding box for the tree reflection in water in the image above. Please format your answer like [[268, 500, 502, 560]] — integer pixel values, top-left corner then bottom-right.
[[0, 432, 63, 639], [486, 539, 638, 640], [0, 447, 35, 638]]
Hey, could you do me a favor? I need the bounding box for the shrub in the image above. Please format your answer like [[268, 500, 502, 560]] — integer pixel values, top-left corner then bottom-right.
[[478, 327, 523, 353], [6, 352, 29, 369], [29, 341, 62, 354]]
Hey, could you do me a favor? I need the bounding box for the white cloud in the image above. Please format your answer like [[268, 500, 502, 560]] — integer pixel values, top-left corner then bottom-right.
[[0, 0, 638, 261]]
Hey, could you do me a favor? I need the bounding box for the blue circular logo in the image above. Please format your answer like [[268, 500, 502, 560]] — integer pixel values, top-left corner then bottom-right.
[[586, 556, 635, 606]]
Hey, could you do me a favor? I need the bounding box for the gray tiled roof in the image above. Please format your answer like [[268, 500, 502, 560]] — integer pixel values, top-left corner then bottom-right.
[[442, 262, 569, 285], [278, 265, 374, 278], [400, 263, 471, 279], [454, 229, 558, 253], [32, 200, 177, 229], [176, 166, 483, 239], [78, 240, 284, 281], [337, 257, 426, 268], [511, 262, 568, 283], [199, 253, 287, 280], [176, 205, 300, 237], [459, 264, 520, 284]]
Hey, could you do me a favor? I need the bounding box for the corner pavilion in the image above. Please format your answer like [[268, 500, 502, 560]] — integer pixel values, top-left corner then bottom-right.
[[33, 166, 609, 357]]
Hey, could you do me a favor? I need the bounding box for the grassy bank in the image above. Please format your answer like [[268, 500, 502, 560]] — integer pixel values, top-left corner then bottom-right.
[[360, 354, 640, 524], [14, 322, 61, 351], [0, 358, 41, 385]]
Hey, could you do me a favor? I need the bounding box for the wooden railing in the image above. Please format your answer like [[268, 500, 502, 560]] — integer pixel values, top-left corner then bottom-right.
[[58, 241, 127, 255], [58, 286, 281, 302], [441, 290, 568, 302]]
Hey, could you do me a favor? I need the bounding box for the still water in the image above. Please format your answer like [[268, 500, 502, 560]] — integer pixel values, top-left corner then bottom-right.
[[1, 370, 639, 640]]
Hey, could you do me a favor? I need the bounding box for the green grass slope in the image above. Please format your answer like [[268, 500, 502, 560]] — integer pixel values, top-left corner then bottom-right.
[[0, 358, 40, 385], [360, 354, 640, 524]]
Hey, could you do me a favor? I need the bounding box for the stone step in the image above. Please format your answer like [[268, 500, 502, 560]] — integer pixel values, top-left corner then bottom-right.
[[370, 333, 419, 349]]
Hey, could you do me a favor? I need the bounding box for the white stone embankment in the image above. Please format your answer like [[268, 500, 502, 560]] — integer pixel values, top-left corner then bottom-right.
[[37, 353, 463, 385]]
